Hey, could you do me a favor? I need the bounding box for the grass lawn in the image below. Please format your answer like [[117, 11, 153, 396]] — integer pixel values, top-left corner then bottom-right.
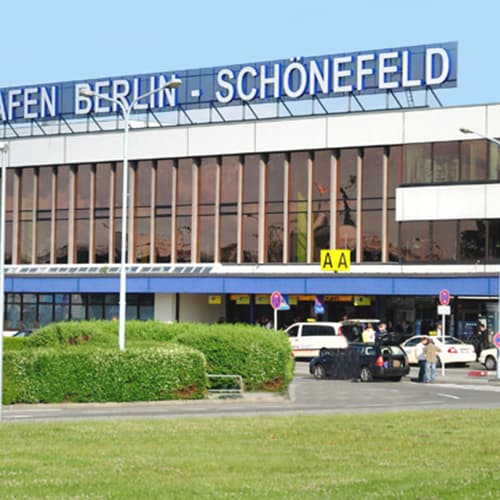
[[0, 409, 498, 498]]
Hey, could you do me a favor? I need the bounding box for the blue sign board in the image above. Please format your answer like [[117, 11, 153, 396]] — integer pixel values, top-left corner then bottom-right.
[[0, 42, 457, 124], [279, 294, 290, 311], [314, 295, 325, 315]]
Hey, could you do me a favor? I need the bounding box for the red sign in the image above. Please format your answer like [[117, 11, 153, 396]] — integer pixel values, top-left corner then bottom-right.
[[439, 289, 451, 306], [493, 332, 500, 349], [270, 291, 282, 310]]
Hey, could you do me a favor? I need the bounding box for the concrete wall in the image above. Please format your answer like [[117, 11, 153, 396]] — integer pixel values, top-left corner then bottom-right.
[[7, 103, 500, 167], [396, 184, 500, 221], [154, 294, 176, 323], [154, 293, 224, 323], [179, 294, 224, 324]]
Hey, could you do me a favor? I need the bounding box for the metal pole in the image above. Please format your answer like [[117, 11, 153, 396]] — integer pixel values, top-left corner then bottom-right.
[[497, 275, 500, 380], [118, 109, 129, 351], [441, 312, 446, 377], [0, 143, 8, 422]]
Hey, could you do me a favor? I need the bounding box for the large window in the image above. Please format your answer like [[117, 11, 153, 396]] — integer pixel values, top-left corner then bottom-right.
[[76, 164, 91, 263], [155, 159, 173, 262], [134, 161, 152, 263], [433, 142, 459, 183], [220, 156, 239, 263], [400, 221, 431, 262], [461, 140, 487, 182], [4, 169, 14, 264], [431, 221, 457, 262], [176, 159, 193, 262], [199, 157, 217, 262], [242, 155, 259, 262], [267, 153, 285, 262], [458, 220, 485, 262], [403, 144, 431, 184], [488, 220, 500, 261], [55, 166, 70, 263], [288, 152, 309, 262], [19, 167, 35, 264], [362, 147, 383, 262], [95, 163, 112, 263], [388, 146, 401, 262], [313, 150, 331, 261], [6, 140, 500, 269], [5, 293, 154, 328], [37, 167, 52, 263], [337, 149, 357, 258]]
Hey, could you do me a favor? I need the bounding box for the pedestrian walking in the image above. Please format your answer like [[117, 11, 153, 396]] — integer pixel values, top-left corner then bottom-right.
[[424, 338, 441, 383], [478, 323, 489, 357], [414, 337, 428, 383]]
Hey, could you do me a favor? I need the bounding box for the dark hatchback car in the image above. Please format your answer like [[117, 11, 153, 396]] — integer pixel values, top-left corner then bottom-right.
[[309, 342, 410, 382]]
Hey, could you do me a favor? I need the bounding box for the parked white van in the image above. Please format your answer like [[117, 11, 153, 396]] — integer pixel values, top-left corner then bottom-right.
[[285, 322, 348, 358]]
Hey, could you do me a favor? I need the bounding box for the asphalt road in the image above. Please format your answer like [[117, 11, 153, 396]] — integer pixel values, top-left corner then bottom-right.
[[3, 362, 500, 423]]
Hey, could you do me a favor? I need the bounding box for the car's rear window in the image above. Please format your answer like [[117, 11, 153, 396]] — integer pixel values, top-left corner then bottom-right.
[[387, 345, 406, 356], [441, 337, 464, 345], [302, 325, 336, 336]]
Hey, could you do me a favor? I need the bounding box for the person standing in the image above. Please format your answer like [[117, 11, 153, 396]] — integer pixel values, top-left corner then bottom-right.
[[424, 338, 441, 383], [478, 323, 489, 358], [362, 323, 376, 343], [377, 322, 388, 341], [414, 337, 428, 383]]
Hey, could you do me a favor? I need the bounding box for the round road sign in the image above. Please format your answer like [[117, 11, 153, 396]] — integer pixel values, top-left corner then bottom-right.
[[270, 291, 282, 310], [493, 332, 500, 349], [439, 289, 451, 306]]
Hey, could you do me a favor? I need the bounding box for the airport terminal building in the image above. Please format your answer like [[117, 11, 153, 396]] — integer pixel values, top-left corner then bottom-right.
[[1, 41, 499, 336]]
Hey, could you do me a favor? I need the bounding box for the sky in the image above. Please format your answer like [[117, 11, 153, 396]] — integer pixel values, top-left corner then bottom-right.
[[1, 0, 499, 107]]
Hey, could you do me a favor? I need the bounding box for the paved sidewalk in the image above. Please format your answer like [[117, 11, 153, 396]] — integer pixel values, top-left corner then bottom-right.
[[407, 366, 500, 386]]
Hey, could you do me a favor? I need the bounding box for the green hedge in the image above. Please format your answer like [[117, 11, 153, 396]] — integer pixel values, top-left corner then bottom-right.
[[173, 323, 294, 391], [24, 320, 180, 348], [3, 320, 294, 401], [3, 337, 27, 352], [3, 345, 207, 404]]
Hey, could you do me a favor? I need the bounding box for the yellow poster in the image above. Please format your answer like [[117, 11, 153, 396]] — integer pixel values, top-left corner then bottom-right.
[[320, 249, 351, 272]]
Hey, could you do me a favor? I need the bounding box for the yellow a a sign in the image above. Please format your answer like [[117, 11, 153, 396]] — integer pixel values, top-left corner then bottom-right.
[[320, 249, 351, 272]]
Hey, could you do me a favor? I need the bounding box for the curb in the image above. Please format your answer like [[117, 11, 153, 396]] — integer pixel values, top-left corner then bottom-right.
[[468, 370, 489, 377]]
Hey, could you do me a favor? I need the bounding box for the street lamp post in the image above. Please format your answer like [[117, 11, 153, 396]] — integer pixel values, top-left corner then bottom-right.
[[460, 127, 500, 380], [80, 77, 181, 351], [0, 141, 8, 422]]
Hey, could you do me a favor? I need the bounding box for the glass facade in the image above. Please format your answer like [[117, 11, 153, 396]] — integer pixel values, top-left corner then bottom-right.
[[4, 139, 500, 267], [5, 293, 154, 330]]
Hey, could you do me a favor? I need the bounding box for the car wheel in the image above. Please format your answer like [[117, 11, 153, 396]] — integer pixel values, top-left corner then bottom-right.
[[390, 376, 402, 382], [360, 366, 373, 382], [436, 356, 442, 368], [313, 364, 326, 380], [485, 356, 497, 371]]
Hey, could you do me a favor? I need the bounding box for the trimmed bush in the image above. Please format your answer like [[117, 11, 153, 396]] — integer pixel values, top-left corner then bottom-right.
[[3, 345, 207, 404], [173, 323, 294, 391], [3, 337, 27, 352], [25, 320, 179, 349], [3, 320, 294, 402]]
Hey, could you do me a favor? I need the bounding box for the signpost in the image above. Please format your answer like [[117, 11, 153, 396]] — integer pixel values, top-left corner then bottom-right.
[[270, 291, 283, 331], [438, 289, 451, 376]]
